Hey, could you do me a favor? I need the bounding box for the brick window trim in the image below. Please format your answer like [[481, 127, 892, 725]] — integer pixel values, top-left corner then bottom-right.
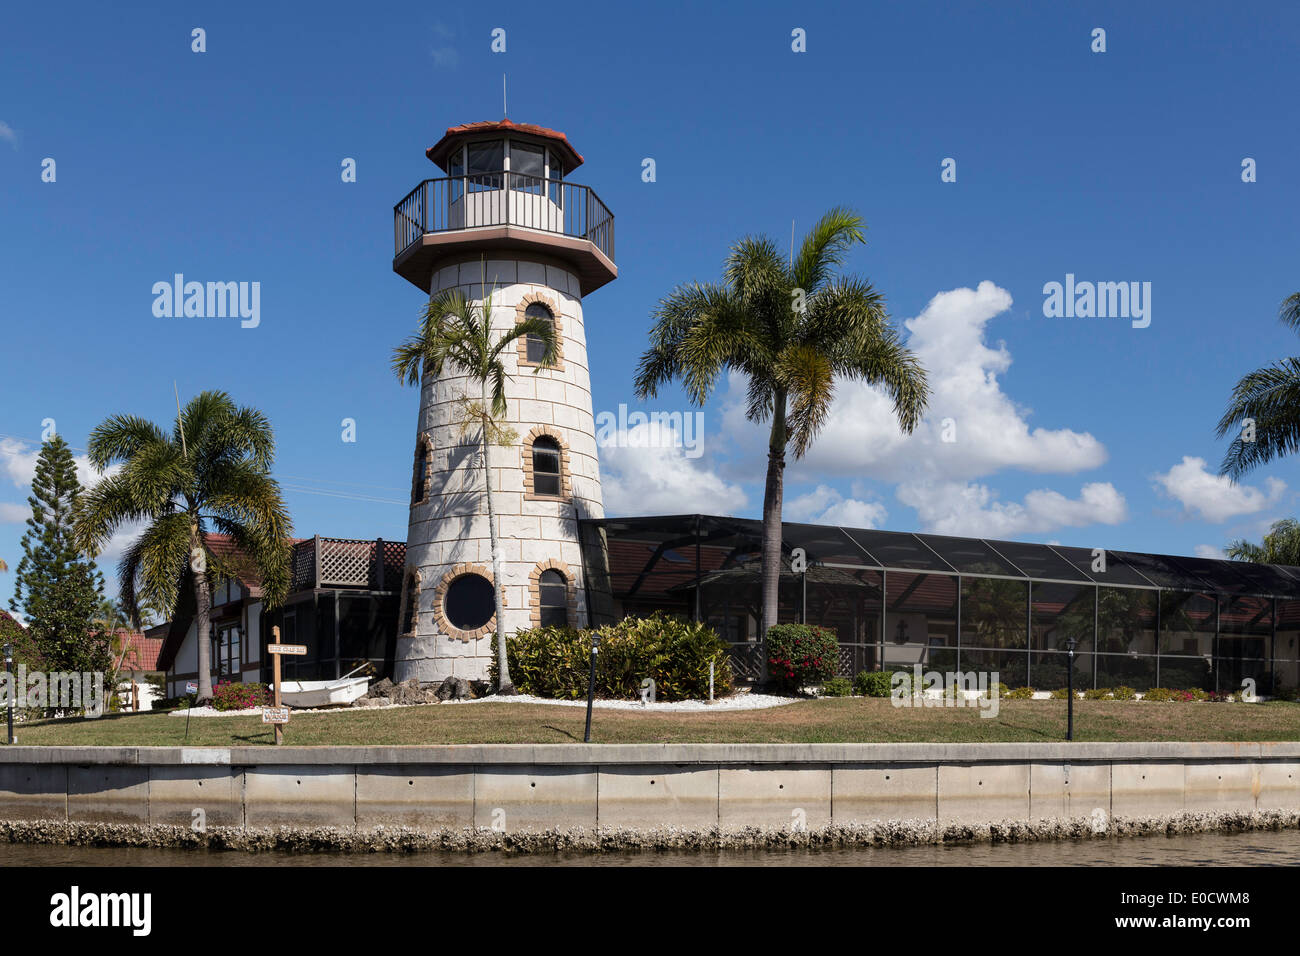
[[529, 559, 579, 628], [515, 292, 565, 371], [521, 425, 572, 502], [411, 432, 433, 506], [398, 568, 422, 638], [432, 563, 505, 642]]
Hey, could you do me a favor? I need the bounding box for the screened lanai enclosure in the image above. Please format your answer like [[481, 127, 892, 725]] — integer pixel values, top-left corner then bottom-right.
[[579, 514, 1300, 694]]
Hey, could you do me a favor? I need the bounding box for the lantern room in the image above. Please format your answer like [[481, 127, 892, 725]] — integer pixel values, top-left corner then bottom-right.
[[393, 118, 616, 295]]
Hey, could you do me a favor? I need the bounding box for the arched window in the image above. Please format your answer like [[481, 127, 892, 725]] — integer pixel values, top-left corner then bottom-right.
[[400, 572, 420, 636], [524, 302, 553, 364], [516, 294, 563, 369], [412, 437, 431, 504], [538, 569, 568, 628], [531, 436, 562, 497]]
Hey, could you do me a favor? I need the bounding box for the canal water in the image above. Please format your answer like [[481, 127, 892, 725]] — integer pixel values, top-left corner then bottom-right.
[[3, 828, 1297, 866]]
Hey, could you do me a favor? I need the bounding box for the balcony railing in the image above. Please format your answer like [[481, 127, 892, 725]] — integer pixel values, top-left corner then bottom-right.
[[291, 536, 406, 592], [394, 171, 614, 262]]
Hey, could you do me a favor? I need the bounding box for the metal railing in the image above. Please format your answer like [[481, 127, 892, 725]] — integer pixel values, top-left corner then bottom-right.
[[394, 171, 614, 262]]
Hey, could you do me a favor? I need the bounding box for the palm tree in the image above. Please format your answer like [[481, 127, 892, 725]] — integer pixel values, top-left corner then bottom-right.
[[635, 209, 929, 677], [1217, 293, 1300, 478], [1226, 517, 1300, 566], [74, 391, 291, 703], [392, 279, 557, 695]]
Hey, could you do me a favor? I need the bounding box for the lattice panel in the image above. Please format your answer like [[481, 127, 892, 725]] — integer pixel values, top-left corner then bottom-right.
[[291, 540, 316, 591], [381, 540, 406, 589], [726, 643, 764, 684], [319, 538, 372, 587]]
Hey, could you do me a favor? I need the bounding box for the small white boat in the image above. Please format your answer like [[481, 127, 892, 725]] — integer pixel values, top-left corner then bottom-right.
[[277, 676, 370, 709]]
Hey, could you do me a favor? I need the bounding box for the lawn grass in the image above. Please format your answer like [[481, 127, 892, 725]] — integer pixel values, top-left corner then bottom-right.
[[8, 698, 1300, 747]]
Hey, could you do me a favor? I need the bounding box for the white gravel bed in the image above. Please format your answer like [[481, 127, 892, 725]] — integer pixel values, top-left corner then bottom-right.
[[170, 692, 799, 716], [445, 692, 798, 711]]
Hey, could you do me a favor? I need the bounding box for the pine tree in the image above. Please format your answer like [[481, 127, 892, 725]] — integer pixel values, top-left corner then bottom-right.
[[9, 436, 109, 676]]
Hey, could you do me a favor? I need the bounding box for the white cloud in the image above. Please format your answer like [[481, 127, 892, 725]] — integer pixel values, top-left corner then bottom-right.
[[896, 480, 1127, 538], [786, 484, 887, 529], [0, 502, 29, 523], [1152, 456, 1285, 523], [773, 281, 1107, 483], [600, 422, 746, 516], [0, 121, 16, 149], [1194, 544, 1225, 559]]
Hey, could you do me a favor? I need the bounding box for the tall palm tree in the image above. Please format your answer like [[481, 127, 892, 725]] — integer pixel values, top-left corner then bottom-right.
[[635, 209, 929, 677], [392, 280, 557, 695], [1226, 517, 1300, 566], [74, 391, 291, 703], [1217, 293, 1300, 478]]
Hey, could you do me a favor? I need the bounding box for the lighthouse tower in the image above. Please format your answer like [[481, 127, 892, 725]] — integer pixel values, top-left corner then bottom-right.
[[390, 119, 617, 684]]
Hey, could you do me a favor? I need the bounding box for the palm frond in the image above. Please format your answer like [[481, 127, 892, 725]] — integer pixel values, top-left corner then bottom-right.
[[1215, 357, 1300, 478]]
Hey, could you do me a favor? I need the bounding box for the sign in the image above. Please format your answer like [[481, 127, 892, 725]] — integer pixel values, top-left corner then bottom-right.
[[266, 644, 307, 656], [261, 706, 290, 724], [185, 681, 198, 694]]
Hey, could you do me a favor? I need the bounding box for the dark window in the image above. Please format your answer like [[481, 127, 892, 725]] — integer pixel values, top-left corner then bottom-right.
[[412, 442, 428, 503], [466, 141, 503, 189], [401, 576, 419, 635], [445, 574, 495, 631], [532, 436, 562, 496], [538, 569, 568, 628], [524, 302, 554, 364], [510, 142, 544, 192]]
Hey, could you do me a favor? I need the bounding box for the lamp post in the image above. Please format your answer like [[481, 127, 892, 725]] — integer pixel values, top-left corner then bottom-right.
[[3, 643, 13, 745], [1066, 636, 1078, 741], [583, 631, 601, 744]]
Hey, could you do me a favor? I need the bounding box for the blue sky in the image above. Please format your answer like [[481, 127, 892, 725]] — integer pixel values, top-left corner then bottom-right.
[[2, 0, 1299, 601]]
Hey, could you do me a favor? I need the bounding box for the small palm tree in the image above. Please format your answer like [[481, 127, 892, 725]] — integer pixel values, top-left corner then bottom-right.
[[392, 278, 557, 695], [636, 209, 929, 677], [74, 391, 291, 703], [1226, 517, 1300, 565], [1217, 293, 1300, 478]]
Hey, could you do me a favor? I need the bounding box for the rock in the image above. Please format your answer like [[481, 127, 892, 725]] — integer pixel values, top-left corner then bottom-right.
[[469, 680, 491, 699], [351, 697, 386, 708], [435, 676, 472, 701], [370, 678, 395, 698]]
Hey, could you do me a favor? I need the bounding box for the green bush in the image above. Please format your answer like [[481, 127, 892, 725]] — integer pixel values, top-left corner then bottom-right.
[[821, 676, 853, 697], [1111, 685, 1137, 700], [1142, 687, 1176, 701], [1049, 687, 1076, 700], [854, 670, 893, 698], [492, 613, 733, 702], [212, 682, 271, 711], [766, 623, 839, 694], [1084, 688, 1111, 700], [1005, 686, 1035, 700]]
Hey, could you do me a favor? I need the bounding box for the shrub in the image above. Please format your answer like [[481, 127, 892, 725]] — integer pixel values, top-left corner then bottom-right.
[[1271, 685, 1300, 702], [1084, 688, 1111, 700], [994, 682, 1010, 699], [492, 614, 733, 702], [1049, 687, 1076, 700], [1111, 685, 1137, 700], [854, 670, 893, 698], [1142, 687, 1176, 701], [1005, 686, 1035, 700], [211, 682, 271, 711], [766, 623, 839, 695], [821, 676, 853, 697]]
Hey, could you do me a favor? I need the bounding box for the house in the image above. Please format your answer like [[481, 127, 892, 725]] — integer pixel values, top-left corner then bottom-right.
[[158, 534, 405, 697]]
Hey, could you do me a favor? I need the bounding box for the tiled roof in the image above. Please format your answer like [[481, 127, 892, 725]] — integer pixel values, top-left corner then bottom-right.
[[425, 118, 584, 172]]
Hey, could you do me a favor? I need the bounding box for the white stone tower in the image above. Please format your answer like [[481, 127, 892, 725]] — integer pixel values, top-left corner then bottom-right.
[[391, 119, 617, 683]]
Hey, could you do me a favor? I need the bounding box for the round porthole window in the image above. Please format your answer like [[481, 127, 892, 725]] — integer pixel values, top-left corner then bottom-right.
[[444, 574, 495, 631]]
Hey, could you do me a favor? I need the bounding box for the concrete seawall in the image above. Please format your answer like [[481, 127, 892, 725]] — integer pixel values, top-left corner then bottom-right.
[[1, 743, 1297, 851]]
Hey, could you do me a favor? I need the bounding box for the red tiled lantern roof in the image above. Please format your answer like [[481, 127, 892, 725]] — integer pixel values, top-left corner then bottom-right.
[[425, 118, 584, 173]]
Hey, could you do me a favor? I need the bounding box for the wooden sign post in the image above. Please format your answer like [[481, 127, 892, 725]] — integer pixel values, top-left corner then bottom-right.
[[264, 626, 306, 745]]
